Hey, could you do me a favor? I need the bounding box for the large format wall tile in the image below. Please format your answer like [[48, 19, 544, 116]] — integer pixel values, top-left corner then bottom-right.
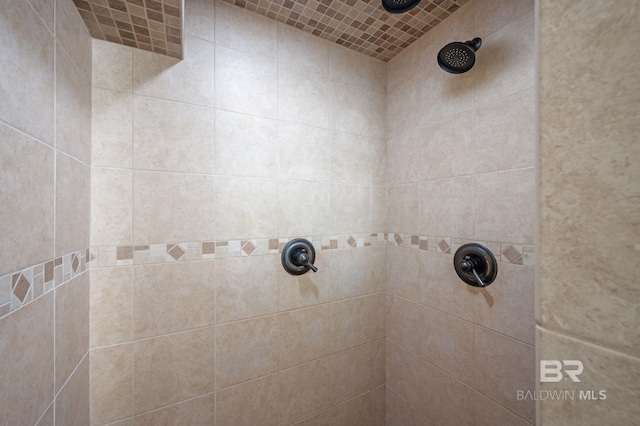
[[279, 64, 330, 128], [278, 24, 329, 76], [90, 267, 132, 348], [214, 0, 277, 57], [475, 89, 536, 173], [216, 375, 278, 426], [92, 39, 132, 92], [133, 327, 215, 414], [330, 343, 371, 405], [385, 293, 419, 354], [418, 306, 474, 385], [331, 132, 370, 185], [538, 327, 640, 425], [215, 177, 278, 240], [56, 0, 91, 79], [329, 44, 370, 90], [214, 45, 278, 118], [420, 112, 474, 181], [56, 47, 91, 164], [91, 344, 133, 425], [279, 358, 330, 425], [133, 171, 215, 244], [215, 315, 279, 389], [133, 261, 215, 338], [55, 153, 90, 256], [0, 292, 54, 426], [92, 88, 132, 168], [55, 355, 90, 426], [330, 247, 372, 301], [91, 168, 132, 247], [215, 255, 278, 323], [133, 96, 215, 174], [474, 11, 535, 107], [474, 0, 534, 38], [278, 122, 331, 182], [330, 296, 371, 353], [474, 326, 534, 422], [329, 81, 370, 137], [415, 360, 473, 426], [420, 176, 474, 239], [26, 0, 54, 34], [387, 183, 419, 235], [418, 251, 474, 321], [133, 36, 215, 107], [473, 263, 535, 345], [386, 130, 420, 185], [55, 273, 90, 393], [539, 0, 640, 359], [473, 391, 531, 426], [134, 393, 215, 425], [215, 110, 278, 178], [0, 0, 54, 144], [330, 184, 370, 234], [474, 168, 536, 245], [0, 124, 54, 275], [278, 180, 331, 237], [386, 246, 420, 300], [278, 256, 330, 311], [278, 304, 330, 369], [184, 0, 216, 41], [331, 392, 371, 426]]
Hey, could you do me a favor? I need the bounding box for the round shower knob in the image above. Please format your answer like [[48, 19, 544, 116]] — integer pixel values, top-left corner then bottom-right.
[[281, 238, 318, 275], [453, 243, 497, 287]]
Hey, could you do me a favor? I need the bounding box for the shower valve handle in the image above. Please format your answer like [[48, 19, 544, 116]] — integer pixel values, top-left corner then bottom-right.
[[293, 249, 318, 272], [459, 256, 487, 287]]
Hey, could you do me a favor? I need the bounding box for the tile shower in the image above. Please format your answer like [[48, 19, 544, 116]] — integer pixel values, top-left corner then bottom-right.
[[1, 0, 638, 425]]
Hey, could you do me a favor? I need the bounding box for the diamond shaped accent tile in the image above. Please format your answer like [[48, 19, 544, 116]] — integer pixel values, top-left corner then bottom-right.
[[394, 234, 403, 245], [242, 241, 256, 256], [438, 239, 451, 254], [167, 244, 186, 261], [347, 236, 357, 247], [12, 273, 30, 303], [502, 245, 523, 264], [71, 254, 79, 273]]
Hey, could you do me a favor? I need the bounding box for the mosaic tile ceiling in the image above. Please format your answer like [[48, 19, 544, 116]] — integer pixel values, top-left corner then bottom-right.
[[73, 0, 183, 59], [73, 0, 468, 61], [223, 0, 469, 60]]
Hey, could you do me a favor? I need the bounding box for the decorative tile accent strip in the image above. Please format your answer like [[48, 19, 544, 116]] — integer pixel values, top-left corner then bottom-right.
[[221, 0, 469, 61], [387, 232, 536, 266], [91, 233, 388, 268], [0, 248, 90, 319], [89, 233, 534, 269], [72, 0, 183, 59]]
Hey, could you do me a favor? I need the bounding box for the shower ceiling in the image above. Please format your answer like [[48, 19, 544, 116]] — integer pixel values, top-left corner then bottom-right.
[[72, 0, 468, 61]]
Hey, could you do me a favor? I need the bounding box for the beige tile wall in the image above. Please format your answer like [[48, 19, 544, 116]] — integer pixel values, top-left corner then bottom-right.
[[90, 0, 387, 424], [385, 0, 536, 424], [0, 0, 92, 424], [538, 0, 640, 424]]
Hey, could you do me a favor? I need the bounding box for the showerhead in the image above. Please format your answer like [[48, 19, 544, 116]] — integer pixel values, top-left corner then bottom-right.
[[381, 0, 421, 14], [437, 38, 482, 74]]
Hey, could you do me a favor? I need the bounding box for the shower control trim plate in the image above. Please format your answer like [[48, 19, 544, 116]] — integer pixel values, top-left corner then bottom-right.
[[281, 238, 318, 275]]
